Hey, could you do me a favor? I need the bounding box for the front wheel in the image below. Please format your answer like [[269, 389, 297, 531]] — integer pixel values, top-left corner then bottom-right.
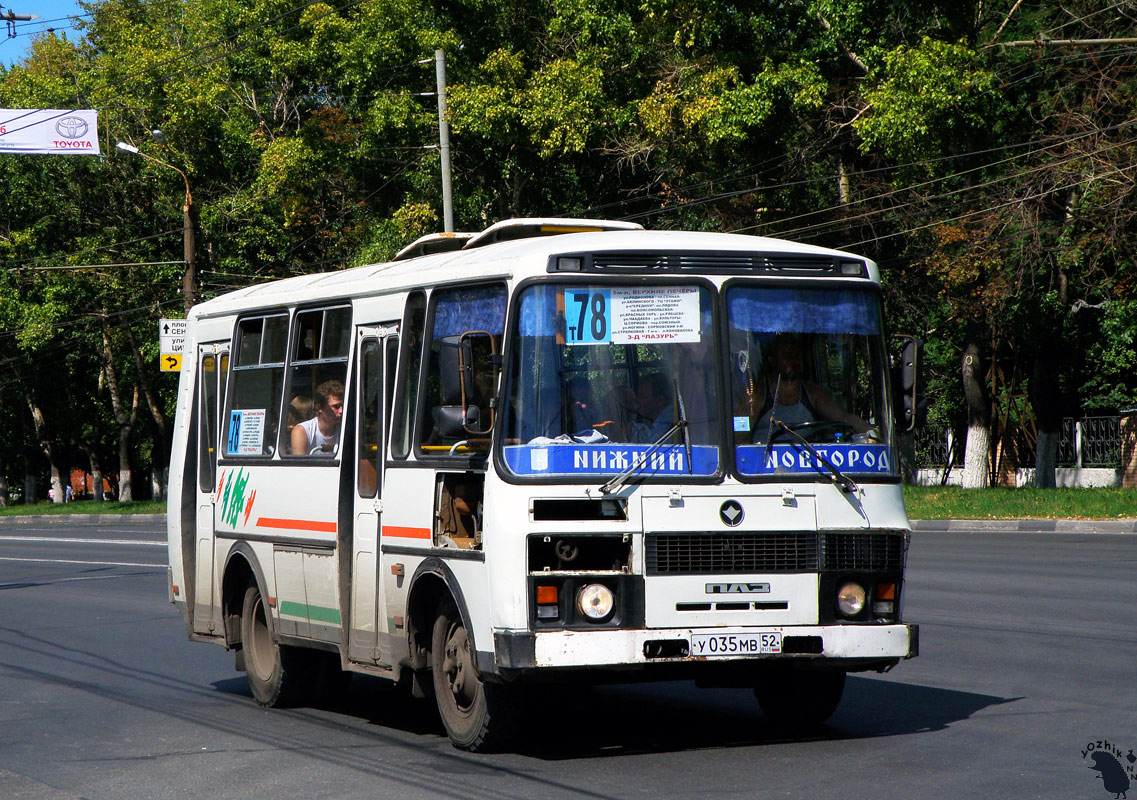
[[754, 665, 845, 731], [240, 583, 312, 707], [431, 600, 518, 751]]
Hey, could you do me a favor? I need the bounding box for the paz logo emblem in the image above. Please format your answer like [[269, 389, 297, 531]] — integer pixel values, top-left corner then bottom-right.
[[55, 117, 88, 139], [719, 499, 744, 527]]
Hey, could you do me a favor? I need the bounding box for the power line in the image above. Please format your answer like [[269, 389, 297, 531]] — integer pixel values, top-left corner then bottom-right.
[[742, 131, 1137, 242], [625, 117, 1137, 226], [15, 260, 185, 271], [835, 162, 1137, 251]]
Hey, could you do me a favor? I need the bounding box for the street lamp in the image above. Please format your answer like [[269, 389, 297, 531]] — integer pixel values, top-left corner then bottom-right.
[[115, 138, 196, 312]]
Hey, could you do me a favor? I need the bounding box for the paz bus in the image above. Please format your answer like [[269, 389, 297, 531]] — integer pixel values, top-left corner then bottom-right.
[[166, 218, 919, 751]]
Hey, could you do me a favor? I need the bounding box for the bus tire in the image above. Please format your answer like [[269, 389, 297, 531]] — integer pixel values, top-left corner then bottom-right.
[[240, 583, 311, 708], [431, 600, 515, 752], [754, 665, 845, 730]]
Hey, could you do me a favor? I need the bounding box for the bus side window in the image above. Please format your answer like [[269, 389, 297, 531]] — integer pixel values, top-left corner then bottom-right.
[[391, 293, 425, 459], [225, 315, 287, 458], [283, 306, 350, 457], [417, 284, 506, 456]]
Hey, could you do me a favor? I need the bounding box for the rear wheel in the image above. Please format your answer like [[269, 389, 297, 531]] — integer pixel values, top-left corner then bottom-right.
[[431, 600, 517, 751], [754, 665, 845, 730], [240, 583, 312, 707]]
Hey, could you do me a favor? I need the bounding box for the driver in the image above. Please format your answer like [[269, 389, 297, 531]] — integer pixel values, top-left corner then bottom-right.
[[753, 334, 869, 441]]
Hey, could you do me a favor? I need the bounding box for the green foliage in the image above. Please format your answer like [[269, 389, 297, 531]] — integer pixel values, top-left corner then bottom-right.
[[855, 38, 997, 162], [0, 0, 1135, 496]]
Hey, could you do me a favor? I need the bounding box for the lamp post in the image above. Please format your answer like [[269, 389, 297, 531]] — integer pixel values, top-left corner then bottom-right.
[[115, 139, 196, 312]]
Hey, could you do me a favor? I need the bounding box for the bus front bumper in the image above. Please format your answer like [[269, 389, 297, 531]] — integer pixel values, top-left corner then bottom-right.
[[492, 623, 918, 672]]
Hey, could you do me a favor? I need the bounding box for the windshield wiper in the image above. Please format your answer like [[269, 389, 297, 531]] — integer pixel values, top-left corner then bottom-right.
[[599, 417, 688, 495], [675, 382, 692, 472], [768, 418, 859, 494]]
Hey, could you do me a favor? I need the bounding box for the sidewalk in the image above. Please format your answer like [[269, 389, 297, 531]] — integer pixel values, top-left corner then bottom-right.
[[0, 514, 166, 525], [911, 518, 1137, 534]]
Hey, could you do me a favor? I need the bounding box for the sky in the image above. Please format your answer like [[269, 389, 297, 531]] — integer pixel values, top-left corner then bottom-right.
[[1, 0, 86, 67]]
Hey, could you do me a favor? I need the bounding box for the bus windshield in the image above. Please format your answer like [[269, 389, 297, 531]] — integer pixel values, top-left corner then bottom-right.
[[501, 283, 721, 478], [727, 283, 896, 478]]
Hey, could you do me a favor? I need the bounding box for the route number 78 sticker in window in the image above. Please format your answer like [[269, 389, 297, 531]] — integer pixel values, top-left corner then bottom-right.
[[563, 287, 701, 346]]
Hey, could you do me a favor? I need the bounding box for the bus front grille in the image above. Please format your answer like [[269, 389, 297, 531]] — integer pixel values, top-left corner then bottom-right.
[[645, 532, 905, 575]]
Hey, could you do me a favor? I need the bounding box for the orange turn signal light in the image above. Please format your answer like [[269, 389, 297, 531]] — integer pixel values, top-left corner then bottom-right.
[[875, 583, 897, 600], [536, 585, 558, 604]]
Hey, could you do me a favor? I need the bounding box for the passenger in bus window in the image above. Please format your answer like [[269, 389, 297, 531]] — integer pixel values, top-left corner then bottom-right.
[[752, 333, 869, 439], [287, 395, 313, 435], [291, 380, 344, 455]]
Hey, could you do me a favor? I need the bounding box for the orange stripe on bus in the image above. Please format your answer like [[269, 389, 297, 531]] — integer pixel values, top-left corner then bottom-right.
[[256, 517, 338, 534], [383, 526, 432, 540]]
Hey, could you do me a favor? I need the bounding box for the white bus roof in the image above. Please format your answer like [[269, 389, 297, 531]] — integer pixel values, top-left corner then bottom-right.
[[190, 220, 875, 320]]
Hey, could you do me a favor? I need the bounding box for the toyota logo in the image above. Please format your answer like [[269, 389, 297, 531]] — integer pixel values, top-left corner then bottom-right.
[[719, 500, 744, 527], [55, 117, 88, 139]]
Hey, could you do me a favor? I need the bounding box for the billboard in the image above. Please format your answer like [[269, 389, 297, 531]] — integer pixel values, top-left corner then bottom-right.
[[0, 109, 101, 155]]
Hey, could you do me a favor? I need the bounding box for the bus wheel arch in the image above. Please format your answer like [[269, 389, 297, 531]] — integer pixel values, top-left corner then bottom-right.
[[221, 543, 269, 650], [405, 561, 475, 696]]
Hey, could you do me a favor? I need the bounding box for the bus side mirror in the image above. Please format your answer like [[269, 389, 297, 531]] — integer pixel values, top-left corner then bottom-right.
[[439, 331, 497, 438], [439, 336, 470, 406], [438, 404, 481, 439], [892, 335, 924, 432]]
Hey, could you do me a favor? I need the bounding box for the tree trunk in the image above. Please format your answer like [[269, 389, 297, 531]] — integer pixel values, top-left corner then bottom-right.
[[1031, 341, 1063, 488], [898, 430, 917, 485], [1035, 430, 1059, 488], [24, 392, 65, 504], [102, 326, 138, 503], [83, 446, 106, 502], [22, 440, 37, 504], [92, 460, 105, 502], [0, 453, 7, 506], [961, 341, 990, 488]]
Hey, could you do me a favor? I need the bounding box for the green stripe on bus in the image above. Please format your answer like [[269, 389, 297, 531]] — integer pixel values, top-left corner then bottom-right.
[[279, 601, 341, 625]]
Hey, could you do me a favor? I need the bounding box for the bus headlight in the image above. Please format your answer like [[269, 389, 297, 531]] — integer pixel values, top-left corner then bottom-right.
[[577, 584, 615, 621], [836, 582, 866, 617]]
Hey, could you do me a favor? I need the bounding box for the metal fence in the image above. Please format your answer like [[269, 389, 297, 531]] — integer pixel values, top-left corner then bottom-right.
[[1058, 416, 1121, 468], [914, 425, 958, 467], [914, 415, 1122, 469]]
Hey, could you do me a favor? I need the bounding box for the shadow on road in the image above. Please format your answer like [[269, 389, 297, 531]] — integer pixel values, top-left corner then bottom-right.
[[214, 671, 1016, 760]]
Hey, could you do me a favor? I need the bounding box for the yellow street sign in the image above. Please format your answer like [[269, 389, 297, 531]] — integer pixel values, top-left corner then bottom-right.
[[161, 354, 183, 372]]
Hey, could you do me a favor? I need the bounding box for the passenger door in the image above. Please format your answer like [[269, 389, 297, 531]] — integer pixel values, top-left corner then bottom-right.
[[193, 344, 228, 635], [348, 324, 398, 665]]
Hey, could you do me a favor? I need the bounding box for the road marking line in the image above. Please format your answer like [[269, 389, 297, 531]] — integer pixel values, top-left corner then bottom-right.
[[0, 556, 163, 567], [0, 536, 165, 546]]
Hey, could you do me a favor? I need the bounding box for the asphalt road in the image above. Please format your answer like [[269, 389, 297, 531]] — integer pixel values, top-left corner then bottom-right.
[[1, 517, 1134, 799]]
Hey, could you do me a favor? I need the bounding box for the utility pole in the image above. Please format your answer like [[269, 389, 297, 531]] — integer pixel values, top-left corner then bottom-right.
[[1, 5, 39, 38], [115, 137, 196, 312], [435, 49, 454, 233]]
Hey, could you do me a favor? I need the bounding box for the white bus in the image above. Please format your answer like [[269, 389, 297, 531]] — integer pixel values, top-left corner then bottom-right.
[[167, 218, 919, 751]]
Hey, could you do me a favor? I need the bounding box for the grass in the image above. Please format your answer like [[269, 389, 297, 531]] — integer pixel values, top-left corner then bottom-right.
[[1, 489, 1133, 520], [0, 499, 166, 517], [903, 486, 1137, 520]]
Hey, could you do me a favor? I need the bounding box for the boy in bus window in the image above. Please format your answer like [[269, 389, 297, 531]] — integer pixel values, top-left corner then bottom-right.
[[291, 380, 344, 455]]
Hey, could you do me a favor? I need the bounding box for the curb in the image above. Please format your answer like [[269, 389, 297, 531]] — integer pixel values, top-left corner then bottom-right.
[[0, 514, 166, 525], [911, 519, 1137, 534]]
